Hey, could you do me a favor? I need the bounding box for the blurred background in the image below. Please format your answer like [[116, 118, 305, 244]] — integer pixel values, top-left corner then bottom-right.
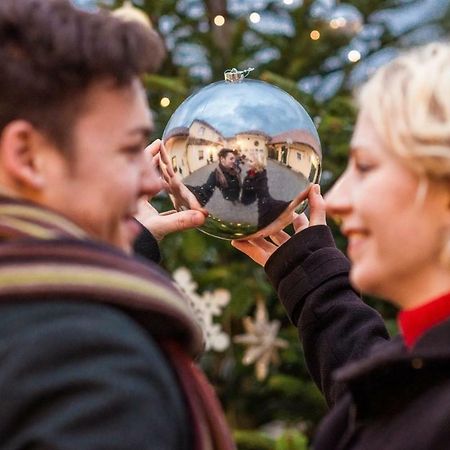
[[75, 1, 450, 448]]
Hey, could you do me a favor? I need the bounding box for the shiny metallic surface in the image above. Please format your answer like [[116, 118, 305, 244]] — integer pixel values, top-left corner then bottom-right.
[[162, 77, 322, 240]]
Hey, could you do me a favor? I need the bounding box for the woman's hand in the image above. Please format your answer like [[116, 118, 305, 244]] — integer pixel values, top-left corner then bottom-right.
[[231, 184, 326, 266]]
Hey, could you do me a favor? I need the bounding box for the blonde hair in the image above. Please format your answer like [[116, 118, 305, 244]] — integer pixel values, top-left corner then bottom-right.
[[358, 42, 450, 266], [248, 151, 267, 172], [358, 42, 450, 180]]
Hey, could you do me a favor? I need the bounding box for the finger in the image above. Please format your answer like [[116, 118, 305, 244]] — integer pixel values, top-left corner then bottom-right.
[[293, 213, 309, 233], [308, 184, 327, 226], [148, 210, 207, 240], [158, 156, 172, 181], [231, 240, 271, 267], [269, 230, 290, 246], [154, 142, 176, 178], [159, 141, 170, 163], [250, 237, 278, 254], [145, 139, 162, 157]]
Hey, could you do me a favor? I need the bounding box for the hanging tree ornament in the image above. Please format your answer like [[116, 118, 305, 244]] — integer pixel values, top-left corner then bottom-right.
[[172, 267, 230, 352], [233, 299, 288, 381], [161, 68, 322, 240], [112, 0, 153, 28]]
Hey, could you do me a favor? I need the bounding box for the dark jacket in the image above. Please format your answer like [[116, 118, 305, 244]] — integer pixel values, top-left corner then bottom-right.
[[241, 169, 290, 228], [0, 230, 191, 450], [265, 225, 450, 450]]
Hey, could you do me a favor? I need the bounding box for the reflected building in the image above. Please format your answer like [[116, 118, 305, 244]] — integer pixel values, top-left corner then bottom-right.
[[165, 120, 320, 181]]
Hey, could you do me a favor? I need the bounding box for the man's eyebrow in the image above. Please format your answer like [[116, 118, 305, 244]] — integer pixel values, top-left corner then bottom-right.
[[127, 126, 153, 141]]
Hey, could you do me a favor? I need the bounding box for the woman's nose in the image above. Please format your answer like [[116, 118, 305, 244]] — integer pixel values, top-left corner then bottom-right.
[[324, 168, 352, 219]]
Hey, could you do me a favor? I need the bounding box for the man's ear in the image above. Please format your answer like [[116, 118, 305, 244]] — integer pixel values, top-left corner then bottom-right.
[[0, 120, 47, 191]]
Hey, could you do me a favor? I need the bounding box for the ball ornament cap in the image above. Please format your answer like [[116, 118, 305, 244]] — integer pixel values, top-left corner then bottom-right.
[[162, 69, 322, 240]]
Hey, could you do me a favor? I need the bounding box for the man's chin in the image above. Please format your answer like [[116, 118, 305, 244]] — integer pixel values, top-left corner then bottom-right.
[[120, 218, 142, 253]]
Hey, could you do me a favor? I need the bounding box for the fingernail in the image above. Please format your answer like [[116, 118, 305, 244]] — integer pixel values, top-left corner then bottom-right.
[[314, 184, 321, 195]]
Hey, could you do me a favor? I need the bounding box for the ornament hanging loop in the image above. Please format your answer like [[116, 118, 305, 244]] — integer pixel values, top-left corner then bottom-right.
[[224, 67, 254, 83]]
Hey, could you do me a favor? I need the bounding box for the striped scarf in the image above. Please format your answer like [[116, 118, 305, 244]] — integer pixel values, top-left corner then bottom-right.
[[0, 196, 235, 450]]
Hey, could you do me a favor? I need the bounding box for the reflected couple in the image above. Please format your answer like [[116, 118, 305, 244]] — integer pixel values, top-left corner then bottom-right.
[[187, 148, 242, 205], [188, 148, 289, 228]]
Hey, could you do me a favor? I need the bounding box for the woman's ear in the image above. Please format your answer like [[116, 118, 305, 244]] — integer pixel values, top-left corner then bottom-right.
[[0, 120, 47, 191]]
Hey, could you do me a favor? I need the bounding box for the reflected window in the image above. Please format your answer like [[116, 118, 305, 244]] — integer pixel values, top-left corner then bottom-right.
[[199, 149, 204, 160], [171, 156, 178, 173], [281, 145, 288, 164], [296, 151, 302, 160]]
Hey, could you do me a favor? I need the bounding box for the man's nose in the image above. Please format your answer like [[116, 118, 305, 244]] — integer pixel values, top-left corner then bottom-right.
[[140, 157, 164, 198]]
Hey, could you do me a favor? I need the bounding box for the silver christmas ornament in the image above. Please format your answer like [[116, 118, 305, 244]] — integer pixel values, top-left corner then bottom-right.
[[162, 68, 322, 240]]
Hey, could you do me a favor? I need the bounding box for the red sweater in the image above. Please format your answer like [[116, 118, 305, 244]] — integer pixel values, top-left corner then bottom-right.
[[398, 291, 450, 348]]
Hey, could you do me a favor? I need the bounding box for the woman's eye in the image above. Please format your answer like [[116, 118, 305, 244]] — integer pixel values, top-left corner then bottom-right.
[[355, 161, 374, 173]]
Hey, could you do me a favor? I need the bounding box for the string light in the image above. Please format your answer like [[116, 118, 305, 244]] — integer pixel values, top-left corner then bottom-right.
[[214, 15, 225, 26], [249, 12, 261, 24], [310, 30, 320, 40], [160, 97, 171, 107], [347, 50, 361, 63], [329, 18, 340, 29]]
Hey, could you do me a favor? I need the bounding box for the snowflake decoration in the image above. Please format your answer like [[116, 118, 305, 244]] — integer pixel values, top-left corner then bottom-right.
[[234, 299, 288, 380], [173, 267, 230, 352]]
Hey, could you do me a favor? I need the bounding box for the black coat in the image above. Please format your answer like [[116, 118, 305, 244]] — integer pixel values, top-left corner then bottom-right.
[[241, 169, 290, 228], [265, 225, 450, 450], [0, 230, 192, 450]]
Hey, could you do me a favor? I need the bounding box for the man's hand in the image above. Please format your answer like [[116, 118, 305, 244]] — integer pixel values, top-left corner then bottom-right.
[[231, 184, 326, 266], [157, 140, 207, 213], [134, 140, 207, 240], [135, 198, 206, 241]]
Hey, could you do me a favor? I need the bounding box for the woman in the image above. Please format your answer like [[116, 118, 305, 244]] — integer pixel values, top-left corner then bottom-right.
[[232, 42, 450, 449], [241, 151, 291, 228]]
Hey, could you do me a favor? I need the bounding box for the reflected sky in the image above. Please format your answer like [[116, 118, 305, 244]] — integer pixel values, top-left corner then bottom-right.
[[163, 79, 319, 139]]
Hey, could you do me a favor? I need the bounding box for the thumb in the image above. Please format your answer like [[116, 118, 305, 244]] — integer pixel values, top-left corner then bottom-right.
[[152, 210, 206, 240], [309, 184, 327, 226]]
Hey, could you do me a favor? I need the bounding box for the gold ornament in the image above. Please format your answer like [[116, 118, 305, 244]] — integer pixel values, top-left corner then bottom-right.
[[112, 1, 152, 28], [234, 299, 288, 380]]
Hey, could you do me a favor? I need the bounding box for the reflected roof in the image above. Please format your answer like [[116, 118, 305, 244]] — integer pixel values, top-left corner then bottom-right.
[[163, 79, 321, 153]]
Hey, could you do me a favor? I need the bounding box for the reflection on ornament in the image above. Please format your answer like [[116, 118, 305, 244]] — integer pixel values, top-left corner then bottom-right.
[[233, 299, 288, 380], [162, 68, 322, 240], [173, 267, 230, 352], [112, 1, 152, 28]]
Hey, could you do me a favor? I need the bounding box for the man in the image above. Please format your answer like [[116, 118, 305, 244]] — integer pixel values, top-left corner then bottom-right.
[[188, 148, 242, 206], [0, 1, 234, 449]]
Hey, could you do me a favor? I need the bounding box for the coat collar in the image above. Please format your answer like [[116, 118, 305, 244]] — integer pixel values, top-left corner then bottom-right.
[[334, 318, 450, 384]]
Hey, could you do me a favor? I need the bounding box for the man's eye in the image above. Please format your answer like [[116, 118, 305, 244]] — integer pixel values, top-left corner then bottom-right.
[[123, 145, 144, 155]]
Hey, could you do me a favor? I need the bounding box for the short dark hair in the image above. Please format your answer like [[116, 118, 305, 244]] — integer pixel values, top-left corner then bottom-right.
[[0, 0, 165, 153], [218, 148, 234, 160]]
